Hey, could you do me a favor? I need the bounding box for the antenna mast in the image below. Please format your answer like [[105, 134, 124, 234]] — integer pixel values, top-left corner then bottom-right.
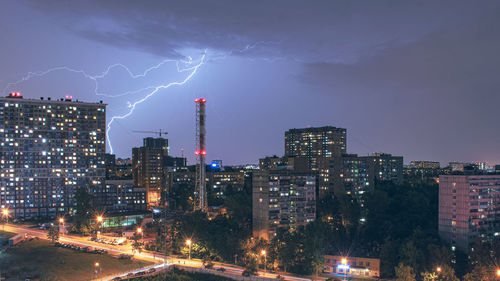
[[194, 98, 207, 211]]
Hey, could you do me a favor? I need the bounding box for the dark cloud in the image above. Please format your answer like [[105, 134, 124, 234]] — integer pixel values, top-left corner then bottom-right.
[[23, 0, 497, 62], [302, 14, 500, 97]]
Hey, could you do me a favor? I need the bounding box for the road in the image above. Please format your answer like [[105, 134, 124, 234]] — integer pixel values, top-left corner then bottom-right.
[[3, 224, 312, 281]]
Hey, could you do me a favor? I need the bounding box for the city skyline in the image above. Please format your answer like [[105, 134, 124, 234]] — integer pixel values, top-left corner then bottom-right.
[[1, 1, 499, 166]]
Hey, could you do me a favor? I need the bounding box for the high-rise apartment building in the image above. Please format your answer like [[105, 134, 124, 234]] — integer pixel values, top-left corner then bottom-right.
[[0, 93, 106, 218], [361, 153, 403, 184], [93, 180, 147, 213], [285, 126, 346, 170], [439, 175, 500, 252], [208, 171, 246, 199], [252, 170, 316, 240], [318, 154, 372, 201], [132, 137, 168, 206]]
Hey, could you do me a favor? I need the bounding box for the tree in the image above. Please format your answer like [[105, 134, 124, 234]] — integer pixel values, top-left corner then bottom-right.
[[243, 258, 258, 276], [464, 266, 498, 281], [421, 265, 459, 281], [72, 187, 95, 233], [47, 225, 59, 243], [130, 232, 143, 254], [394, 263, 416, 281]]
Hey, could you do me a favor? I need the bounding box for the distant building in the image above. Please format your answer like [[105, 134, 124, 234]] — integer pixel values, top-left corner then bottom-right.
[[448, 162, 469, 172], [210, 159, 223, 171], [439, 175, 500, 252], [252, 170, 316, 240], [316, 153, 402, 201], [409, 161, 440, 169], [323, 255, 380, 278], [259, 156, 284, 171], [94, 180, 147, 212], [208, 171, 246, 199], [0, 93, 106, 218], [361, 153, 403, 184], [165, 170, 196, 210], [472, 162, 492, 172], [132, 137, 169, 206], [115, 158, 133, 179], [259, 156, 309, 172], [405, 161, 442, 183], [105, 153, 117, 179], [285, 126, 346, 170], [318, 154, 372, 202]]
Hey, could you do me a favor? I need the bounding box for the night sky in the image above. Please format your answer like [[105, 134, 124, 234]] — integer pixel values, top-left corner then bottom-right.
[[1, 1, 499, 166]]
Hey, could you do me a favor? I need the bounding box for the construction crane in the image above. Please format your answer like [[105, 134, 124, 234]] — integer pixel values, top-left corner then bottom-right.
[[132, 129, 168, 137]]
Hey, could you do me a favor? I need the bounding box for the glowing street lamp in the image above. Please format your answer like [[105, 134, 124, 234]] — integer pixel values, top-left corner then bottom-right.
[[339, 258, 349, 281], [436, 266, 442, 273], [261, 250, 267, 274], [94, 262, 100, 278], [186, 239, 192, 260], [58, 217, 65, 236], [137, 227, 143, 238], [496, 268, 500, 277], [96, 216, 104, 238]]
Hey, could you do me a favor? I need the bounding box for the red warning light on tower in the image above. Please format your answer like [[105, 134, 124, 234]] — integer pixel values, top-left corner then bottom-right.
[[8, 92, 22, 98]]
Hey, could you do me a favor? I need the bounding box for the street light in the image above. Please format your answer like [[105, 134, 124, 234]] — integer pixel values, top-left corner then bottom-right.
[[496, 268, 500, 278], [186, 239, 192, 260], [94, 262, 100, 278], [2, 208, 9, 231], [96, 216, 103, 238], [137, 227, 143, 238], [261, 250, 267, 274], [436, 266, 442, 273], [341, 258, 348, 281], [59, 218, 64, 236]]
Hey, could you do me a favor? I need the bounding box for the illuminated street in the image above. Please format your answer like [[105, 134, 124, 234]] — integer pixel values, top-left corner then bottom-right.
[[3, 223, 311, 281]]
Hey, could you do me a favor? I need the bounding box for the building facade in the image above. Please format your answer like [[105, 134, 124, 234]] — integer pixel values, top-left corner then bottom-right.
[[285, 126, 346, 170], [439, 175, 500, 252], [361, 153, 403, 184], [323, 255, 380, 278], [132, 137, 168, 206], [252, 170, 316, 240], [318, 154, 372, 202], [208, 171, 246, 199], [94, 180, 147, 212], [409, 161, 440, 169], [0, 93, 106, 218]]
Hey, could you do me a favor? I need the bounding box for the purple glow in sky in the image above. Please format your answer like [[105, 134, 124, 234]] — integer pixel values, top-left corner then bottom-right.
[[1, 0, 499, 166]]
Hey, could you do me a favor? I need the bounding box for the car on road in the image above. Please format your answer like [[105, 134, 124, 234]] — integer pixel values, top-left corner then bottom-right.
[[134, 271, 146, 276], [147, 268, 156, 274]]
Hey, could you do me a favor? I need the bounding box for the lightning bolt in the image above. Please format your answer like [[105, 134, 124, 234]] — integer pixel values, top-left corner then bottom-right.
[[106, 52, 206, 154], [2, 56, 197, 98], [3, 42, 280, 155]]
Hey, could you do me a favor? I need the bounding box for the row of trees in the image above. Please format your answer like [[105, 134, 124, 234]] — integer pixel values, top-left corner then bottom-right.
[[170, 180, 499, 280]]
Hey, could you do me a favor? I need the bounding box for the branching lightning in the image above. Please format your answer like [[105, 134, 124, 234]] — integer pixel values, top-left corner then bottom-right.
[[3, 41, 281, 155], [2, 56, 197, 98], [106, 52, 206, 154]]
